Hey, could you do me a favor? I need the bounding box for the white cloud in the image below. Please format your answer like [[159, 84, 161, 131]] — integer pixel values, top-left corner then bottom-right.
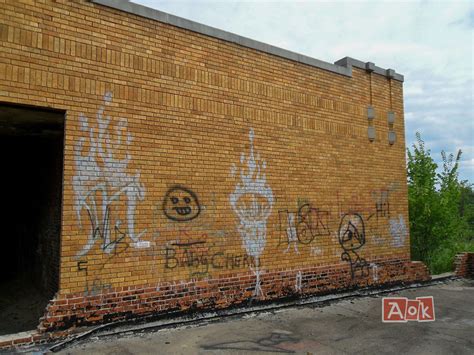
[[404, 82, 424, 96]]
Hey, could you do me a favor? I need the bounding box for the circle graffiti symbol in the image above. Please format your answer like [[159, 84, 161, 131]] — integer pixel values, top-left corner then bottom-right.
[[162, 185, 201, 222], [338, 213, 365, 251]]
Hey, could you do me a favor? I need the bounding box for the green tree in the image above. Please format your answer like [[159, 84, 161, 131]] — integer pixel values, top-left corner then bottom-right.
[[459, 182, 474, 237], [407, 133, 440, 264], [407, 133, 473, 273]]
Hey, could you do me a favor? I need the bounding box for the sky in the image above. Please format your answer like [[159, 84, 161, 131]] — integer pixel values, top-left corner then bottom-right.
[[133, 0, 474, 182]]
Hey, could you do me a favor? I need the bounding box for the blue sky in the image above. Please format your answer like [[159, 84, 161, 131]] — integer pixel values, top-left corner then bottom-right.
[[133, 0, 473, 182]]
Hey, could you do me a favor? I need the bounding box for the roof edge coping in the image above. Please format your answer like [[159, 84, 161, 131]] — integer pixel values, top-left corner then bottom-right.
[[90, 0, 404, 82]]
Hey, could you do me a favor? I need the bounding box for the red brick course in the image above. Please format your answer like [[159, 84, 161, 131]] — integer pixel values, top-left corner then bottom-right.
[[39, 257, 429, 332], [454, 252, 474, 278]]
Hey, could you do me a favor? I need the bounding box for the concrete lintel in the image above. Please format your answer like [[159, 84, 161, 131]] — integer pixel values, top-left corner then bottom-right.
[[90, 0, 403, 82]]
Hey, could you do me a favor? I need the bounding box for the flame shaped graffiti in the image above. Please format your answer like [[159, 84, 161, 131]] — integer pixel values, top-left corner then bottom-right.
[[73, 92, 147, 257], [230, 128, 274, 297]]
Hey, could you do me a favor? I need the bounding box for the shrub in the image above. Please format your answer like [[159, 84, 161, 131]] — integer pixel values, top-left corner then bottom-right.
[[407, 133, 473, 273]]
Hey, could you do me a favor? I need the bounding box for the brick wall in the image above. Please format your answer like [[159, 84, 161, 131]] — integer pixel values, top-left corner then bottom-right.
[[454, 252, 474, 278], [0, 0, 429, 332]]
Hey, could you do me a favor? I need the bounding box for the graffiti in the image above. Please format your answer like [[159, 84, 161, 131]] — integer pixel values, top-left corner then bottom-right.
[[371, 189, 390, 218], [77, 260, 88, 273], [375, 199, 390, 218], [297, 204, 330, 242], [73, 91, 147, 257], [164, 243, 255, 277], [310, 246, 322, 256], [84, 278, 112, 296], [163, 185, 201, 222], [338, 213, 369, 280], [80, 205, 130, 253], [389, 215, 408, 247], [278, 204, 330, 252], [153, 192, 228, 242], [371, 183, 400, 219], [230, 128, 274, 297], [295, 271, 302, 292], [370, 263, 379, 282], [297, 197, 310, 207], [279, 211, 299, 253], [77, 260, 112, 295], [371, 234, 386, 246], [171, 241, 206, 247]]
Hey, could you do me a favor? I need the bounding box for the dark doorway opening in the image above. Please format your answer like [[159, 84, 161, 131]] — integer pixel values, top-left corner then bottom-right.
[[0, 103, 64, 335]]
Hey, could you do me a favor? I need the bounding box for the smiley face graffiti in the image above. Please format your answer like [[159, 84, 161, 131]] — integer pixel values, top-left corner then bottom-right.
[[163, 185, 201, 221]]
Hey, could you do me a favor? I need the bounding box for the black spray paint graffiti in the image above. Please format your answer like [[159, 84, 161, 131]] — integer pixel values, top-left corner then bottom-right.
[[81, 205, 129, 254], [77, 260, 113, 296], [278, 204, 330, 253], [366, 186, 398, 246], [164, 242, 255, 277], [77, 260, 88, 274], [338, 213, 369, 280], [371, 189, 390, 219], [163, 185, 201, 222]]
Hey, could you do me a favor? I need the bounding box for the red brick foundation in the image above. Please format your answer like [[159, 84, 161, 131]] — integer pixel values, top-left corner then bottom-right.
[[39, 258, 429, 332], [454, 252, 474, 278], [0, 332, 67, 350]]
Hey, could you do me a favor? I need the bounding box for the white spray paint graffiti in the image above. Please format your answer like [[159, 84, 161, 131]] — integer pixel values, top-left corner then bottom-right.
[[389, 215, 408, 248], [310, 246, 322, 256], [370, 263, 379, 282], [230, 128, 274, 297], [284, 212, 300, 254], [295, 271, 302, 292], [73, 91, 147, 258]]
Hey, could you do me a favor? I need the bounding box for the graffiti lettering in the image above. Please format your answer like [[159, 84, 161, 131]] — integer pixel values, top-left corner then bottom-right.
[[278, 204, 330, 252], [297, 204, 330, 243], [78, 205, 129, 255], [164, 245, 255, 276], [77, 260, 88, 273], [372, 189, 390, 219]]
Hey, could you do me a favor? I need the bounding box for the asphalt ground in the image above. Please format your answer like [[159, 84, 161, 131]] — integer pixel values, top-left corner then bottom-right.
[[44, 278, 474, 355]]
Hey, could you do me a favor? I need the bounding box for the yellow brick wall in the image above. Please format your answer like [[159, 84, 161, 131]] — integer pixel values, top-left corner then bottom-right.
[[0, 0, 411, 302]]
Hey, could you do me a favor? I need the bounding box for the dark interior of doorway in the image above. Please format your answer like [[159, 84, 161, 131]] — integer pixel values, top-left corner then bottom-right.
[[0, 103, 64, 335]]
